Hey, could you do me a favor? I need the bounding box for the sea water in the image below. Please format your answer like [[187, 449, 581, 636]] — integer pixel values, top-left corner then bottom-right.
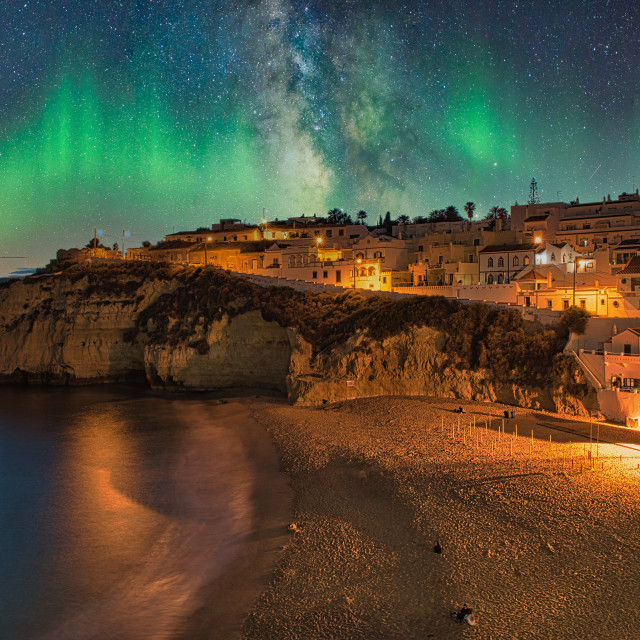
[[0, 387, 254, 640]]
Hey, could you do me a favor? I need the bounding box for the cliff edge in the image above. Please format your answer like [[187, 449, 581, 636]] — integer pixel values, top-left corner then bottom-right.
[[0, 263, 597, 415]]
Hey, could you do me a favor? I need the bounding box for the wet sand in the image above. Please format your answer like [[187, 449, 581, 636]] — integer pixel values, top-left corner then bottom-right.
[[180, 401, 292, 640], [242, 396, 640, 640]]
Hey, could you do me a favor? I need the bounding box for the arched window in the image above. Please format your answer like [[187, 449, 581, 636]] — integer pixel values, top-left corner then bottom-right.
[[360, 268, 367, 277], [551, 253, 556, 262], [373, 251, 382, 259], [523, 256, 530, 266], [498, 257, 504, 267], [488, 257, 494, 267], [368, 267, 375, 276], [498, 274, 504, 284], [562, 255, 567, 263], [513, 256, 519, 266], [356, 253, 364, 259], [487, 274, 494, 284]]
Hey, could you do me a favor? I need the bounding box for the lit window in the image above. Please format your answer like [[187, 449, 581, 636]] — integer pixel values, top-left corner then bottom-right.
[[488, 257, 494, 267], [498, 257, 504, 267]]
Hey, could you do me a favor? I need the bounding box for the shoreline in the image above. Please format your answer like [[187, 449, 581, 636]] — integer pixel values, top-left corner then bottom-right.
[[240, 395, 640, 639], [180, 400, 293, 640]]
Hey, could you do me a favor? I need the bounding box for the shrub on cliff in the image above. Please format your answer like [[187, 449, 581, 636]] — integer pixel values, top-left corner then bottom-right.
[[559, 305, 590, 335]]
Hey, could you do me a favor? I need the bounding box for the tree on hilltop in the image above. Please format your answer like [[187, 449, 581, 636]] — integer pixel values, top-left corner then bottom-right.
[[327, 208, 353, 225], [356, 210, 368, 224], [464, 201, 476, 222]]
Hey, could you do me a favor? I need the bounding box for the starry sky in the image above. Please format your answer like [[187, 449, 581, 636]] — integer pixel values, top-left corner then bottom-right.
[[2, 0, 640, 273]]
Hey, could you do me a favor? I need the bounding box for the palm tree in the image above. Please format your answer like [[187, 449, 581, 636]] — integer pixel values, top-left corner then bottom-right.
[[487, 206, 508, 219], [464, 201, 476, 222], [397, 214, 410, 224], [444, 205, 461, 221], [356, 210, 368, 225]]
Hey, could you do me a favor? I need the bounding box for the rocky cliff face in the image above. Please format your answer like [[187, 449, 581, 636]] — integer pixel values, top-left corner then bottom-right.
[[0, 265, 597, 415], [0, 266, 294, 392], [287, 325, 597, 415]]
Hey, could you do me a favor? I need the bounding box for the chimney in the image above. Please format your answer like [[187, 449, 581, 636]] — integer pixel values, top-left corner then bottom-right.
[[547, 272, 552, 288]]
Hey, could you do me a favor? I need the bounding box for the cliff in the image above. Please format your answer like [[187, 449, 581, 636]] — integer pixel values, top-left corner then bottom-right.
[[0, 263, 597, 415]]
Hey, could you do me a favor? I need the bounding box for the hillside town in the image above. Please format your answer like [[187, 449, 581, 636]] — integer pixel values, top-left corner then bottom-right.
[[54, 187, 640, 423]]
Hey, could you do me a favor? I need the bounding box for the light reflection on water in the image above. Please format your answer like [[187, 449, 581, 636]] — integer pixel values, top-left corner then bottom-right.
[[0, 388, 254, 640]]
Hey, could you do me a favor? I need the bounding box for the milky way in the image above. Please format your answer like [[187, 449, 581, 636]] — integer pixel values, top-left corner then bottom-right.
[[2, 0, 639, 270]]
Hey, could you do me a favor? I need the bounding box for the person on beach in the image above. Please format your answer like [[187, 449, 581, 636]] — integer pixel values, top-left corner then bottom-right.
[[451, 606, 475, 625]]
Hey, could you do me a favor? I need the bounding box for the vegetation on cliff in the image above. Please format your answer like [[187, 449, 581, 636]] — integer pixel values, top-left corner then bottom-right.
[[119, 264, 569, 389], [6, 263, 578, 394]]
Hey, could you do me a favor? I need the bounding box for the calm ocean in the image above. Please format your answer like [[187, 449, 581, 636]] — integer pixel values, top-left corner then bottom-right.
[[0, 387, 254, 640]]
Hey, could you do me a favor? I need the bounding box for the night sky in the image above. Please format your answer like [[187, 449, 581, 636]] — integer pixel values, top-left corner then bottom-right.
[[2, 0, 640, 273]]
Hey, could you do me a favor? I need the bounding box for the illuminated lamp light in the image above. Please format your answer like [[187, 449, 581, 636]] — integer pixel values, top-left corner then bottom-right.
[[534, 235, 542, 243], [316, 237, 323, 244]]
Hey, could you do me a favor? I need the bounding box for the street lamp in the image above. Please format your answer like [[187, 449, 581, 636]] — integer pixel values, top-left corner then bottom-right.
[[122, 230, 131, 257], [204, 236, 212, 265], [353, 257, 362, 289], [573, 258, 586, 306]]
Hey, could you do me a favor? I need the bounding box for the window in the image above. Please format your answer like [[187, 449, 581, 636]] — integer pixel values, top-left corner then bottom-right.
[[551, 253, 556, 261], [438, 255, 443, 264], [600, 299, 605, 305], [523, 256, 530, 266], [498, 274, 504, 284], [418, 245, 424, 252], [563, 299, 570, 310], [624, 343, 632, 354], [487, 274, 494, 284], [335, 270, 341, 283], [473, 238, 480, 246], [579, 299, 586, 309], [382, 276, 387, 284], [374, 251, 382, 258], [326, 230, 333, 237], [498, 257, 504, 267], [469, 254, 474, 263], [547, 299, 553, 309], [356, 253, 364, 259], [360, 268, 367, 276], [312, 271, 318, 279], [613, 300, 620, 308], [488, 257, 494, 267], [513, 256, 519, 266], [368, 267, 375, 276], [338, 229, 344, 236], [323, 271, 328, 279], [525, 296, 531, 307]]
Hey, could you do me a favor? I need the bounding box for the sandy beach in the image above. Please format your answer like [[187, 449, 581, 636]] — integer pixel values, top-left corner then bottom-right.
[[241, 396, 640, 640]]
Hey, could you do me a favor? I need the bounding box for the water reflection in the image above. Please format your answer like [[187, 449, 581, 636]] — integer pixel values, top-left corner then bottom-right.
[[0, 389, 254, 640]]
